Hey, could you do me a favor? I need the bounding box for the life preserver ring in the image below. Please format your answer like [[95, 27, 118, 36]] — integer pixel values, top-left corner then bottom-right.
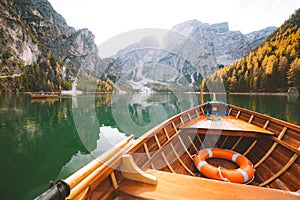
[[193, 148, 255, 184]]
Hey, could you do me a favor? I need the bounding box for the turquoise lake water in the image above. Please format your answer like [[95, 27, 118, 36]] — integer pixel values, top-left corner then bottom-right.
[[0, 93, 299, 199]]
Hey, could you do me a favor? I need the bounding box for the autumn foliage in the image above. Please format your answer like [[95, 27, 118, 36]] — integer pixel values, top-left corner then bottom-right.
[[201, 9, 300, 93]]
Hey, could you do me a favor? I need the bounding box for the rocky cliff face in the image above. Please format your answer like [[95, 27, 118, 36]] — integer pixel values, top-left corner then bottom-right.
[[0, 0, 98, 80], [112, 20, 276, 91], [0, 0, 276, 92], [171, 20, 276, 66]]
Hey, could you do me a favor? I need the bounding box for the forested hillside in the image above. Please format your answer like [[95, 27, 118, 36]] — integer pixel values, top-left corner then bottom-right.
[[201, 9, 300, 93], [0, 0, 113, 93]]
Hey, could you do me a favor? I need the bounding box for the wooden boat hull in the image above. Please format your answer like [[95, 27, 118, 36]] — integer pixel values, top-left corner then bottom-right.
[[29, 93, 59, 99], [36, 101, 300, 200]]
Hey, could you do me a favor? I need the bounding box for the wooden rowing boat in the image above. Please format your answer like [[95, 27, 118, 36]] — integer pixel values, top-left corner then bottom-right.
[[36, 101, 300, 200], [29, 93, 59, 99]]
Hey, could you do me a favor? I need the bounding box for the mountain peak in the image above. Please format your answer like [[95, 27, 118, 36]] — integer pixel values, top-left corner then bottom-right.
[[171, 20, 230, 37], [169, 20, 276, 66], [210, 22, 229, 33], [111, 20, 276, 92]]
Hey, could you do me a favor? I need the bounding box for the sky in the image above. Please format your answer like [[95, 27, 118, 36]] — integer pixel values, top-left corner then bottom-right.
[[48, 0, 300, 47]]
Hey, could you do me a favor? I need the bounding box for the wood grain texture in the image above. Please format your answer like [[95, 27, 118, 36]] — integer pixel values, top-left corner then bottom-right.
[[118, 170, 300, 200]]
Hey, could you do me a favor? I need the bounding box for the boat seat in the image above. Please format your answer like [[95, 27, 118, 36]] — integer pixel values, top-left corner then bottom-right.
[[117, 170, 299, 200], [181, 115, 274, 137]]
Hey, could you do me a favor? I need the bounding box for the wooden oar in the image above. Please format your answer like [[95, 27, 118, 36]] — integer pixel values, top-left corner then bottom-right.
[[65, 135, 134, 189]]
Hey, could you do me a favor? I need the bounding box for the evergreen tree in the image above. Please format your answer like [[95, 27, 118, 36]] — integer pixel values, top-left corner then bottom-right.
[[201, 8, 300, 93]]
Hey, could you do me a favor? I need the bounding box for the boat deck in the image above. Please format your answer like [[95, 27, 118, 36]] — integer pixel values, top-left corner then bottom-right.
[[181, 115, 273, 136], [118, 170, 299, 200], [36, 102, 300, 199]]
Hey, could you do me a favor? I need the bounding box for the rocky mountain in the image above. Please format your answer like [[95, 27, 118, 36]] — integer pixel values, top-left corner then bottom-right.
[[201, 8, 300, 93], [171, 20, 276, 66], [0, 0, 100, 92], [111, 21, 276, 92], [245, 26, 278, 49], [0, 0, 276, 93]]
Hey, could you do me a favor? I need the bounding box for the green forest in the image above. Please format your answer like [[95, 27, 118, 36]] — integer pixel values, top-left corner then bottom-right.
[[201, 9, 300, 93], [0, 52, 114, 93], [0, 53, 72, 92]]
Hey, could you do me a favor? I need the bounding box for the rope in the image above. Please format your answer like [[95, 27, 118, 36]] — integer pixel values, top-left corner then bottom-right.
[[206, 112, 221, 121], [218, 166, 255, 184], [217, 166, 230, 182], [205, 100, 230, 121], [244, 174, 255, 185]]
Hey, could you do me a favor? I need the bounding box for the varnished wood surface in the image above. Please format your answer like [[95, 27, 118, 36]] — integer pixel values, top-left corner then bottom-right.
[[185, 115, 273, 135], [29, 93, 58, 99], [118, 170, 300, 200], [121, 102, 300, 196], [60, 102, 300, 199]]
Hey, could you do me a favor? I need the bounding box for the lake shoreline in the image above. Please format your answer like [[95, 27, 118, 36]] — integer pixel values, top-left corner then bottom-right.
[[227, 92, 288, 96], [2, 91, 294, 96], [191, 92, 289, 96]]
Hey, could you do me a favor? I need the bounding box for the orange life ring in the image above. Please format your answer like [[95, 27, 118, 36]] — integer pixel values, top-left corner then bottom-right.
[[193, 148, 255, 184]]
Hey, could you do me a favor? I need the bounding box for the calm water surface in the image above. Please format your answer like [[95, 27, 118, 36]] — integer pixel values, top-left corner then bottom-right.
[[0, 93, 299, 199]]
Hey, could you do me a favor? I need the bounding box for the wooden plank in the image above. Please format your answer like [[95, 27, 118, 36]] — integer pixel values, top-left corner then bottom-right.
[[141, 130, 182, 169], [180, 117, 184, 125], [200, 107, 205, 115], [243, 140, 258, 156], [228, 107, 232, 115], [127, 106, 202, 153], [178, 135, 193, 159], [183, 115, 273, 135], [196, 134, 205, 149], [161, 152, 175, 173], [163, 128, 170, 140], [110, 172, 119, 189], [231, 136, 243, 150], [118, 170, 300, 200], [187, 113, 192, 121], [229, 105, 300, 132], [143, 144, 155, 170], [154, 134, 162, 149], [182, 128, 265, 138], [220, 136, 229, 148], [248, 115, 254, 123], [264, 120, 270, 129], [188, 135, 198, 152], [254, 127, 287, 168], [143, 143, 151, 159], [271, 137, 300, 155], [259, 151, 299, 187], [236, 111, 241, 118], [69, 157, 122, 199], [74, 187, 90, 200], [172, 121, 178, 132], [170, 143, 195, 176], [90, 176, 115, 200]]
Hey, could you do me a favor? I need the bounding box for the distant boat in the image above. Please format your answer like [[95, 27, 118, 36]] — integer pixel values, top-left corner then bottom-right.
[[29, 92, 58, 99], [36, 100, 300, 200]]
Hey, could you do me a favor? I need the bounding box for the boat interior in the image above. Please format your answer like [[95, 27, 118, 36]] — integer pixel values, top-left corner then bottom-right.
[[45, 101, 300, 200]]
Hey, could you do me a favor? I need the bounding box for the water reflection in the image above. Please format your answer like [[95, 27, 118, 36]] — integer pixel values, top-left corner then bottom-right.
[[56, 126, 128, 180], [0, 93, 299, 199], [287, 94, 299, 104], [0, 94, 86, 200], [111, 92, 199, 137], [227, 94, 300, 125], [285, 95, 300, 125]]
